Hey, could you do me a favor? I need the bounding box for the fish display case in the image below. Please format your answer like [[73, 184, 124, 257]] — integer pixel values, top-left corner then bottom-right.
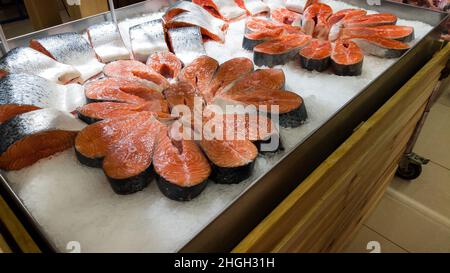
[[0, 0, 448, 252]]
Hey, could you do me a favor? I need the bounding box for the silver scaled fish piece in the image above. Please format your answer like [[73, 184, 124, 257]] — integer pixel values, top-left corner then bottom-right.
[[0, 47, 80, 84], [167, 26, 206, 65], [0, 73, 86, 115], [30, 32, 105, 83], [164, 1, 227, 42], [118, 12, 164, 51], [86, 21, 131, 63], [130, 19, 169, 62]]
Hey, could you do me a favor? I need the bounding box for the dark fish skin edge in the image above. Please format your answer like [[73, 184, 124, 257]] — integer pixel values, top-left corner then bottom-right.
[[395, 31, 414, 43], [155, 175, 209, 201], [382, 48, 409, 58], [278, 102, 308, 128], [77, 112, 102, 125], [332, 59, 363, 76], [253, 50, 299, 67], [299, 55, 331, 72], [75, 148, 152, 195], [0, 117, 32, 155], [209, 161, 255, 184], [242, 36, 265, 51]]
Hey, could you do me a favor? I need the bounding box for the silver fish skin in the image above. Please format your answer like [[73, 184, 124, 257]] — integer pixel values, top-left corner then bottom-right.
[[165, 1, 226, 42], [30, 32, 105, 83], [86, 22, 131, 63], [240, 0, 270, 15], [193, 0, 246, 20], [0, 47, 80, 84], [0, 73, 86, 113], [167, 26, 206, 65], [118, 12, 164, 51], [0, 108, 85, 156], [130, 19, 169, 62]]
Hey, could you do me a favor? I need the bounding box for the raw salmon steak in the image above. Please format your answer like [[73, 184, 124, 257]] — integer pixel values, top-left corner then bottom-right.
[[163, 81, 204, 113], [0, 109, 85, 170], [30, 32, 105, 83], [299, 39, 332, 72], [75, 112, 161, 194], [192, 0, 247, 21], [164, 1, 227, 42], [153, 124, 211, 201], [301, 3, 333, 39], [271, 7, 301, 25], [343, 13, 398, 28], [146, 51, 183, 79], [331, 39, 364, 76], [0, 73, 85, 123], [77, 102, 170, 124], [103, 60, 169, 91], [350, 36, 410, 58], [285, 0, 318, 13], [327, 8, 367, 41], [339, 25, 415, 43], [0, 47, 80, 84], [84, 77, 165, 105], [86, 21, 131, 63], [253, 33, 312, 67]]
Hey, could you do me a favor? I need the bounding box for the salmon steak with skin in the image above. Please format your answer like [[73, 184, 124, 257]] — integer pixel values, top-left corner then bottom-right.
[[153, 124, 211, 201], [206, 57, 254, 102], [103, 60, 169, 91], [339, 25, 415, 43], [178, 55, 219, 102], [75, 112, 161, 195], [327, 8, 367, 41], [271, 7, 301, 25], [331, 39, 364, 76], [77, 102, 171, 124], [192, 0, 247, 21], [146, 51, 183, 79], [285, 0, 318, 13], [163, 81, 204, 113], [301, 3, 333, 39], [342, 13, 398, 28], [84, 77, 165, 104], [253, 33, 312, 67], [222, 68, 286, 94], [299, 39, 332, 72], [198, 139, 258, 184], [243, 27, 285, 51], [0, 109, 85, 171], [350, 35, 410, 58]]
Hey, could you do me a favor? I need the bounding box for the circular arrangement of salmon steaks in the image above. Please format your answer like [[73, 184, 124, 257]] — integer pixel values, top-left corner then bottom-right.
[[74, 53, 307, 200], [243, 2, 413, 76]]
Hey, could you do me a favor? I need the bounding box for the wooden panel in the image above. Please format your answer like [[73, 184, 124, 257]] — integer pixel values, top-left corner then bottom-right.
[[234, 43, 450, 253], [66, 0, 109, 19], [0, 196, 40, 253], [24, 0, 62, 30]]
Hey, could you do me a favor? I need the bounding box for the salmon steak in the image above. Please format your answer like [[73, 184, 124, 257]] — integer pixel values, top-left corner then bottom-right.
[[178, 55, 219, 102], [327, 8, 367, 41], [146, 51, 183, 79], [271, 7, 301, 25], [75, 112, 160, 194], [153, 124, 211, 201], [206, 57, 254, 101], [301, 3, 333, 39], [0, 47, 80, 84], [342, 13, 398, 28], [84, 77, 165, 104], [77, 102, 170, 124], [0, 73, 85, 123], [103, 60, 169, 91], [218, 87, 307, 128], [253, 33, 312, 67], [164, 1, 227, 42], [192, 0, 247, 21], [299, 39, 332, 72], [285, 0, 318, 13], [163, 81, 204, 113], [86, 21, 131, 63], [339, 25, 415, 43], [30, 32, 105, 83], [0, 109, 85, 170], [223, 68, 286, 93], [243, 27, 285, 51], [234, 0, 269, 16], [331, 39, 364, 76], [198, 139, 258, 184], [350, 36, 410, 58], [129, 19, 168, 62]]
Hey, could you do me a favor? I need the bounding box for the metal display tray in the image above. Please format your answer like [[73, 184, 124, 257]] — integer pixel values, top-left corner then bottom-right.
[[0, 0, 448, 252]]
